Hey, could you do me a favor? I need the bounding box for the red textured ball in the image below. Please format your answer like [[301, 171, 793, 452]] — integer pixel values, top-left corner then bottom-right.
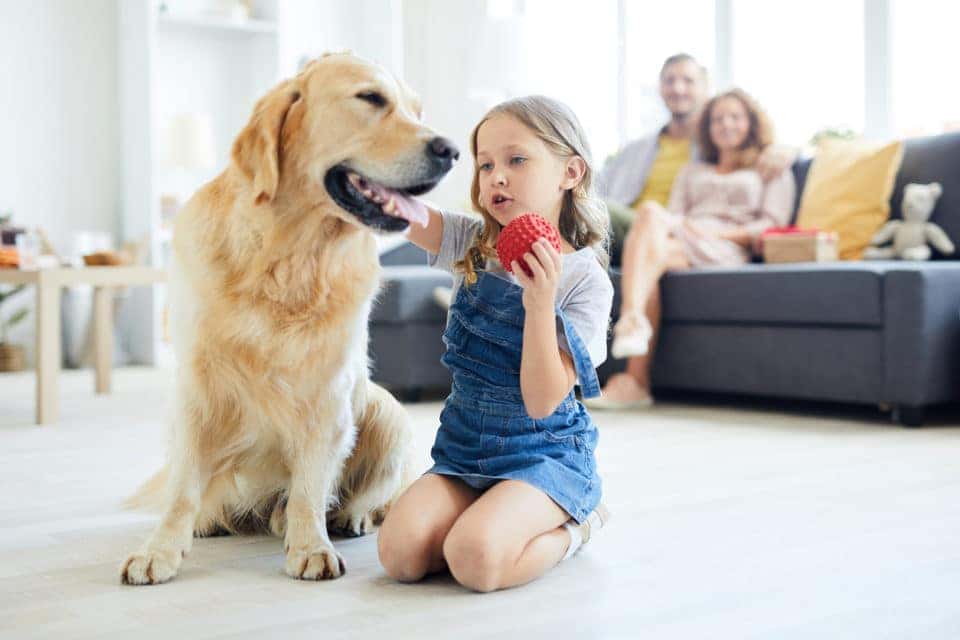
[[496, 213, 562, 276]]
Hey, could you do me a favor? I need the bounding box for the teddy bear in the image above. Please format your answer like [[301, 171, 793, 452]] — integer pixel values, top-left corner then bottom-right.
[[865, 182, 955, 260]]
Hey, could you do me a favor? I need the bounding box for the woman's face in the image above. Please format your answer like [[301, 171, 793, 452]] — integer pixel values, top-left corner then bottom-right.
[[709, 96, 751, 152]]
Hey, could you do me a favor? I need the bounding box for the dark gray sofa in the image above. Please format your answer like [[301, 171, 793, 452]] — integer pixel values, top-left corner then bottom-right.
[[370, 131, 960, 425]]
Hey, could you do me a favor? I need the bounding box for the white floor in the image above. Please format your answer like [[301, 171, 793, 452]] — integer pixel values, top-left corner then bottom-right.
[[1, 367, 958, 639]]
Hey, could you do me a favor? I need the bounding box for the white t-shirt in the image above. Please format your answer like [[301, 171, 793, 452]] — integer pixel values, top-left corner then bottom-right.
[[427, 210, 614, 368]]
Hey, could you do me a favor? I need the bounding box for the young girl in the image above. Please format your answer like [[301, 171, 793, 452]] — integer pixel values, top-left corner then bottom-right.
[[591, 88, 795, 409], [377, 96, 614, 592]]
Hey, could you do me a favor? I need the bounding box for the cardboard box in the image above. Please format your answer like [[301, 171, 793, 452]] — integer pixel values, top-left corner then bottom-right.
[[762, 231, 838, 263]]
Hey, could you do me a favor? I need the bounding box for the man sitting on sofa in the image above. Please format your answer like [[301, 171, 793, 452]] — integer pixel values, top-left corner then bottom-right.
[[595, 52, 796, 409]]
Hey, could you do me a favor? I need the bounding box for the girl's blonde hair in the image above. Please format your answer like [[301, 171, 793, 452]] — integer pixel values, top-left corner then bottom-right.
[[454, 95, 610, 284]]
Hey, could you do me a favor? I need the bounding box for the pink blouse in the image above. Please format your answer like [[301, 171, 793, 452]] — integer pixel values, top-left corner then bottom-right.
[[664, 161, 796, 266]]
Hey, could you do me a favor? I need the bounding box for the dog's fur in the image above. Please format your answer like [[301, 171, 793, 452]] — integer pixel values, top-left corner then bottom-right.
[[121, 54, 454, 584]]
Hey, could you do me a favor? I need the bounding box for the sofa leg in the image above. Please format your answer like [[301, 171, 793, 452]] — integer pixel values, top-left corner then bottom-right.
[[892, 404, 924, 428]]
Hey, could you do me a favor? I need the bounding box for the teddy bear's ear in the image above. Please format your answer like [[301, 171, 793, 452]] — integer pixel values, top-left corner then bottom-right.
[[930, 182, 942, 198]]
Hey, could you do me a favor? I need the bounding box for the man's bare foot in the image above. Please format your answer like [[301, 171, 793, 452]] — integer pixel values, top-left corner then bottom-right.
[[582, 373, 652, 410]]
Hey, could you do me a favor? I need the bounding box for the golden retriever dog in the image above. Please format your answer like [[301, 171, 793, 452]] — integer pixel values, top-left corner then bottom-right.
[[120, 53, 458, 585]]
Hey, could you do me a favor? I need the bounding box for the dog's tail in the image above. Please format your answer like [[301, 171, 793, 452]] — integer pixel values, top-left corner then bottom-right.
[[123, 467, 168, 511]]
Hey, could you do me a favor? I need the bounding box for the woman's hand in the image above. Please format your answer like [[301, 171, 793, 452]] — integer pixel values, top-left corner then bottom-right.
[[512, 238, 562, 313], [756, 145, 799, 182]]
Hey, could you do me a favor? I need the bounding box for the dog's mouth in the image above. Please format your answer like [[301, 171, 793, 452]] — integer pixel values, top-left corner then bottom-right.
[[323, 166, 439, 232]]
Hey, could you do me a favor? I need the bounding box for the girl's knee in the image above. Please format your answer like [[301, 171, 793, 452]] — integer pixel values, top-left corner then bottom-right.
[[377, 521, 434, 583], [442, 526, 507, 593]]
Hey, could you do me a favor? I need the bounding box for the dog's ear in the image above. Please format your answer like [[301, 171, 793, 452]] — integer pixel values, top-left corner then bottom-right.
[[231, 82, 302, 205]]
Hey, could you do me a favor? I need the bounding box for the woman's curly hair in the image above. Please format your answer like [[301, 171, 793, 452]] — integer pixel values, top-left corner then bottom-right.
[[696, 88, 774, 170]]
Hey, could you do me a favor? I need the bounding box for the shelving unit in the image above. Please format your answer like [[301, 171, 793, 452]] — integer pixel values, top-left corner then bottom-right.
[[119, 0, 281, 365], [157, 13, 278, 34], [118, 0, 406, 365]]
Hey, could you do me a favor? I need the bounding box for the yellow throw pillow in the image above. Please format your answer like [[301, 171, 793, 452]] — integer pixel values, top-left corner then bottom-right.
[[796, 139, 904, 260]]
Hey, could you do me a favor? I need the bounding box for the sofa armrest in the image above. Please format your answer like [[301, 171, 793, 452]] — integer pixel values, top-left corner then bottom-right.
[[883, 263, 960, 405], [379, 241, 431, 267], [373, 266, 451, 324]]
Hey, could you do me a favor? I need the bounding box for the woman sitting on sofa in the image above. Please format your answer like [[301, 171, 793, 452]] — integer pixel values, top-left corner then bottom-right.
[[588, 88, 795, 410]]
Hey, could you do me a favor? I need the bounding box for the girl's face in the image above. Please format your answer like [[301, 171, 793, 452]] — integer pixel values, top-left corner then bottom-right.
[[709, 96, 751, 152], [474, 114, 584, 230]]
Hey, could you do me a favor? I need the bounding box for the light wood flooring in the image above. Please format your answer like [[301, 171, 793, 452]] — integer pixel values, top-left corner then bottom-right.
[[1, 368, 958, 639]]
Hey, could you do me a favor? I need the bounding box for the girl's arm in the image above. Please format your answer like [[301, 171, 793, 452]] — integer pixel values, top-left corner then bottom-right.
[[513, 240, 577, 419], [404, 203, 445, 255], [521, 304, 578, 419]]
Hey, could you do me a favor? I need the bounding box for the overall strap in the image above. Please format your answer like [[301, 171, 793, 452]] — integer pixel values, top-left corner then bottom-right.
[[557, 310, 602, 399]]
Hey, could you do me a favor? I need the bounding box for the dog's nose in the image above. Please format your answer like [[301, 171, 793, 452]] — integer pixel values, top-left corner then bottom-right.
[[427, 137, 460, 162]]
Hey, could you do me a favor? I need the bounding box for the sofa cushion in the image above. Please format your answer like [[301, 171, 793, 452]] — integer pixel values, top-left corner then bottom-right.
[[891, 131, 960, 258], [790, 131, 960, 258], [790, 158, 812, 221], [379, 241, 432, 266], [795, 139, 903, 260], [372, 265, 451, 324], [612, 262, 890, 327]]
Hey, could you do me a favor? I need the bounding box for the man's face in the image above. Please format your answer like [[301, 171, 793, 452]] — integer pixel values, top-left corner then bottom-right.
[[659, 60, 707, 120]]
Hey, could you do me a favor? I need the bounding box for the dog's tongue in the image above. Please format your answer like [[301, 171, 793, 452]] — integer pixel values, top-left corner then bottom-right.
[[389, 191, 430, 228], [370, 183, 429, 228]]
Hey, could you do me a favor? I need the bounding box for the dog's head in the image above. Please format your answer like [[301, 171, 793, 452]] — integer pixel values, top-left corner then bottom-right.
[[231, 53, 458, 233]]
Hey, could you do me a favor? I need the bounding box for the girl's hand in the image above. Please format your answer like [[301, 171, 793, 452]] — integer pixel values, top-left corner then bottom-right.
[[512, 238, 562, 312]]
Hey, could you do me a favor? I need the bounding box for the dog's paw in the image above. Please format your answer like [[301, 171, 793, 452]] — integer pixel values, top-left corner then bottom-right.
[[328, 511, 374, 538], [371, 505, 389, 526], [120, 548, 183, 585], [285, 545, 346, 580]]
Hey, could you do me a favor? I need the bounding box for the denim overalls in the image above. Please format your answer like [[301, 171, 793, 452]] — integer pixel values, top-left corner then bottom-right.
[[427, 269, 602, 523]]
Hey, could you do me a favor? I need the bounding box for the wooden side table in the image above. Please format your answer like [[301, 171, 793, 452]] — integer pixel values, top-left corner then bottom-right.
[[0, 266, 167, 424]]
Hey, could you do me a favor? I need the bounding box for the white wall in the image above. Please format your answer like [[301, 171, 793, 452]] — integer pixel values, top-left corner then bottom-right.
[[0, 1, 119, 366], [279, 0, 404, 78], [401, 0, 493, 212], [0, 1, 120, 257], [0, 0, 500, 367], [0, 0, 481, 260]]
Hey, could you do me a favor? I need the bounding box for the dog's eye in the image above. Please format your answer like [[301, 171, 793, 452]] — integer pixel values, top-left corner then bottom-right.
[[356, 91, 387, 108]]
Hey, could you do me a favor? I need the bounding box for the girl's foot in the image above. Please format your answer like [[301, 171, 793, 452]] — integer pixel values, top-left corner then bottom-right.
[[610, 310, 653, 358], [583, 373, 653, 411], [562, 504, 611, 560]]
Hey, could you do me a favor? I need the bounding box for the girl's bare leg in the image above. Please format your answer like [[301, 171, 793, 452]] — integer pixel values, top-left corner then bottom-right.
[[377, 473, 479, 582], [442, 480, 590, 592]]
